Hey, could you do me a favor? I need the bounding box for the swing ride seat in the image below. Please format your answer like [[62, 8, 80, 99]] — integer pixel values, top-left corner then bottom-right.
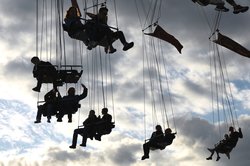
[[37, 101, 59, 117], [150, 142, 168, 151], [57, 69, 83, 84], [40, 65, 83, 85]]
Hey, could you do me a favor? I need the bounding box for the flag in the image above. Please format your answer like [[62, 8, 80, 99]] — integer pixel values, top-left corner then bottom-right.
[[144, 25, 183, 54], [213, 32, 250, 58]]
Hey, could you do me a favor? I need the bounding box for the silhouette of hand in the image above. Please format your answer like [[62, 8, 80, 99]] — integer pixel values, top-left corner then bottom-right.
[[81, 84, 86, 88]]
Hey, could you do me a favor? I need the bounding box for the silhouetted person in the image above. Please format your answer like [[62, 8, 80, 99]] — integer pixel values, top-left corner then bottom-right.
[[34, 88, 60, 123], [207, 134, 231, 161], [85, 6, 134, 53], [228, 126, 243, 148], [64, 6, 89, 46], [161, 128, 176, 148], [94, 107, 114, 141], [31, 56, 57, 92], [207, 126, 243, 161], [141, 125, 164, 160], [57, 84, 88, 122], [69, 110, 98, 149], [192, 0, 249, 13]]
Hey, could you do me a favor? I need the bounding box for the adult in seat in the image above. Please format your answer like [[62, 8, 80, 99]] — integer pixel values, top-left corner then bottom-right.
[[31, 56, 57, 92], [57, 84, 88, 122], [94, 108, 115, 141], [141, 125, 164, 160], [69, 110, 99, 149]]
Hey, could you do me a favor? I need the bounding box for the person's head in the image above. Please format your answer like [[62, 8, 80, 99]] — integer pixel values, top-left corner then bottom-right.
[[66, 6, 80, 18], [101, 107, 108, 114], [229, 126, 234, 132], [98, 6, 108, 16], [68, 87, 75, 96], [89, 110, 95, 116], [155, 125, 162, 131], [31, 56, 40, 65], [165, 128, 172, 134]]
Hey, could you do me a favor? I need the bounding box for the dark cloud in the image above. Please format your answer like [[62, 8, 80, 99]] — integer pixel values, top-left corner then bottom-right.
[[109, 144, 140, 165], [3, 56, 32, 79]]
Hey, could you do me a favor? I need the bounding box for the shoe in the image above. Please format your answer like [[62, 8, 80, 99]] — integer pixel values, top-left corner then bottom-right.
[[233, 5, 249, 14], [57, 118, 62, 122], [109, 48, 117, 54], [68, 119, 72, 123], [79, 143, 86, 147], [206, 157, 212, 160], [47, 119, 51, 123], [216, 156, 220, 161], [95, 135, 101, 141], [215, 6, 229, 12], [32, 87, 40, 92], [123, 42, 134, 51], [141, 155, 149, 160], [34, 120, 41, 123], [69, 145, 76, 149]]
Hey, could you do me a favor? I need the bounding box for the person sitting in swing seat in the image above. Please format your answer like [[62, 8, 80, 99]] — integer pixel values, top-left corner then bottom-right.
[[94, 107, 114, 141], [206, 126, 243, 161], [69, 110, 99, 149], [63, 6, 90, 46], [141, 125, 164, 160], [191, 0, 249, 14], [85, 6, 134, 53], [31, 56, 57, 92], [34, 88, 60, 123], [57, 84, 88, 123], [206, 134, 231, 161], [159, 128, 176, 149]]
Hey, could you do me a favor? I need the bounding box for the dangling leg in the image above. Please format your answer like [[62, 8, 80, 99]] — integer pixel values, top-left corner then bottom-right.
[[68, 113, 72, 123], [33, 76, 42, 92], [114, 31, 134, 51], [206, 148, 215, 160], [226, 0, 249, 14], [215, 150, 221, 161], [80, 129, 88, 147], [34, 105, 44, 123], [69, 129, 81, 149], [141, 142, 150, 160]]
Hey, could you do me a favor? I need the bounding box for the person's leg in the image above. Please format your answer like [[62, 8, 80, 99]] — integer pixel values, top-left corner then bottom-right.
[[141, 142, 150, 160], [114, 31, 134, 51], [33, 76, 42, 92], [47, 104, 53, 123], [57, 109, 64, 122], [215, 150, 221, 161], [209, 0, 224, 5], [68, 113, 72, 123], [206, 148, 215, 160], [34, 105, 43, 123], [69, 129, 82, 148], [225, 0, 237, 7], [226, 0, 249, 14], [80, 130, 88, 147]]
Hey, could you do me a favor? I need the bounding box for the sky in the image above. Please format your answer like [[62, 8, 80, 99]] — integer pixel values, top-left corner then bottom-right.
[[1, 0, 250, 166]]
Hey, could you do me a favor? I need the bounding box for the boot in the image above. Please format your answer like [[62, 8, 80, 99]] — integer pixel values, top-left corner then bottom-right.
[[123, 42, 134, 51], [233, 5, 249, 14]]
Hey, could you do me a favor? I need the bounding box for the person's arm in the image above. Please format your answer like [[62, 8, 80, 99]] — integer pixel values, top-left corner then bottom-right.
[[78, 84, 88, 100], [71, 0, 82, 17], [238, 128, 243, 138]]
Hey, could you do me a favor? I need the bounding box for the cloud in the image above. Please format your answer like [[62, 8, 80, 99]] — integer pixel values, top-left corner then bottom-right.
[[1, 0, 250, 166]]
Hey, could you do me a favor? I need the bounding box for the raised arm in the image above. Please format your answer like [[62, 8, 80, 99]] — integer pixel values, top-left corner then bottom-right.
[[71, 0, 82, 17]]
